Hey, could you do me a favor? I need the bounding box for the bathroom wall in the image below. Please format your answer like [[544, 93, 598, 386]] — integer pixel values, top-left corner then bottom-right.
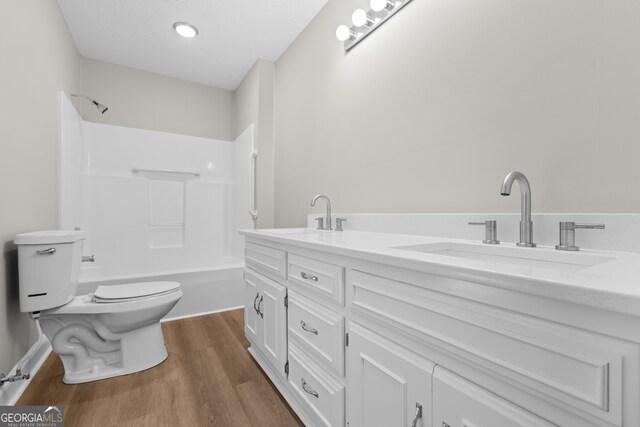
[[235, 59, 276, 228], [0, 1, 79, 380], [79, 58, 235, 140], [274, 0, 640, 227]]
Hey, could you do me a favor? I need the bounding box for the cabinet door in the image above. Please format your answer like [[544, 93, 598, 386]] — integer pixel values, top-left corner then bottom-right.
[[244, 270, 261, 345], [259, 271, 288, 378], [347, 323, 434, 427], [433, 367, 554, 427]]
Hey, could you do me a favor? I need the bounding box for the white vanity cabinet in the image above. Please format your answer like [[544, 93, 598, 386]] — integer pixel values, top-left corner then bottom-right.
[[242, 232, 640, 427], [244, 239, 348, 427]]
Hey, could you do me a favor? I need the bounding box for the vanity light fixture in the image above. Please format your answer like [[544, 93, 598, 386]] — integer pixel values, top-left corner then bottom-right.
[[173, 22, 199, 38], [335, 0, 413, 51], [370, 0, 396, 12], [351, 9, 375, 28], [336, 25, 358, 42]]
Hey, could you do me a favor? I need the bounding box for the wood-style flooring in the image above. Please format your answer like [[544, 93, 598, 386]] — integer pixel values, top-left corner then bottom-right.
[[18, 309, 304, 427]]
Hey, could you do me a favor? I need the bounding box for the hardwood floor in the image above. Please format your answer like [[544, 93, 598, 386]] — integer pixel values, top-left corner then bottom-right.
[[18, 309, 304, 427]]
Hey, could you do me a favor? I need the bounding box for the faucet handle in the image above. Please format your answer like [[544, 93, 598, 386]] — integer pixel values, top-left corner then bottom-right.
[[469, 220, 500, 244], [574, 223, 606, 230], [556, 222, 605, 251], [335, 218, 347, 232], [315, 217, 325, 230]]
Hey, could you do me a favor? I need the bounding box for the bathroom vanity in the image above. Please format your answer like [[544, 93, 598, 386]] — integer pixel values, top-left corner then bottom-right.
[[240, 228, 640, 427]]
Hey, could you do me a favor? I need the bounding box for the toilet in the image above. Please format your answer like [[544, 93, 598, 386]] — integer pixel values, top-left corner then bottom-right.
[[14, 230, 183, 384]]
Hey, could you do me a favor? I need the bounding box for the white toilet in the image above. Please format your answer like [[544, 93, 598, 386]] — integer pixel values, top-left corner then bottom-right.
[[14, 230, 183, 384]]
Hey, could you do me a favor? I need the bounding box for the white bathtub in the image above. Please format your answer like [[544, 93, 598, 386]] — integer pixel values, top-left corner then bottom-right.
[[77, 260, 245, 321]]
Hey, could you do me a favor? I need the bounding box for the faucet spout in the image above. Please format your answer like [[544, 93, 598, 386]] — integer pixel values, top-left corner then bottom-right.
[[500, 171, 535, 247], [310, 194, 332, 230]]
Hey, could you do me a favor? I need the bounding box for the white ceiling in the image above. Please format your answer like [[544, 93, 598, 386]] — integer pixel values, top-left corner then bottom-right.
[[56, 0, 328, 91]]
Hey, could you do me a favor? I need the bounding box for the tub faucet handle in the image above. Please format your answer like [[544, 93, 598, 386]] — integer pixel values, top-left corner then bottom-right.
[[469, 220, 500, 244], [82, 255, 95, 263]]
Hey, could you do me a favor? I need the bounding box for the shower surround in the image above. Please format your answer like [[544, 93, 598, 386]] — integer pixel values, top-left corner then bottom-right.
[[59, 92, 254, 319]]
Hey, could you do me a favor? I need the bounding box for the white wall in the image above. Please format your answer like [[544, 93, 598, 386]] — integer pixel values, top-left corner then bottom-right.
[[235, 59, 276, 228], [0, 1, 79, 378], [274, 0, 640, 227], [79, 58, 236, 140]]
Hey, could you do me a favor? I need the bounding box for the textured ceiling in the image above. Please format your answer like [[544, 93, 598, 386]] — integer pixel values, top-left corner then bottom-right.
[[57, 0, 328, 90]]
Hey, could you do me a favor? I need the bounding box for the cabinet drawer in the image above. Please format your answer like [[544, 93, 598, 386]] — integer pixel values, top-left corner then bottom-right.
[[288, 290, 345, 376], [433, 367, 554, 427], [288, 343, 345, 427], [288, 253, 344, 306], [245, 241, 287, 280]]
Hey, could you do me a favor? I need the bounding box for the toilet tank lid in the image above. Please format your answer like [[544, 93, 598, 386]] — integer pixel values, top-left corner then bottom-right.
[[14, 230, 86, 245]]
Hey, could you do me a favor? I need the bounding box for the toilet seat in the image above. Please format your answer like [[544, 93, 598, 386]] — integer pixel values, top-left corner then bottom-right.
[[92, 281, 181, 303]]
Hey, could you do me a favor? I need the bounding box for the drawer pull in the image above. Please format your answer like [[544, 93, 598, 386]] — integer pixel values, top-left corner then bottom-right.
[[300, 320, 319, 335], [301, 378, 319, 398], [253, 292, 260, 315], [411, 403, 423, 427], [258, 295, 264, 319], [36, 248, 56, 255], [300, 271, 318, 282]]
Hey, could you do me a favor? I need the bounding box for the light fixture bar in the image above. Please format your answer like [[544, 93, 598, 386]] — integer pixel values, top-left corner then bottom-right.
[[342, 0, 413, 51]]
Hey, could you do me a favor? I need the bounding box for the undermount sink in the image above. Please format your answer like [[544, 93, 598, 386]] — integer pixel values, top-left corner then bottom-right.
[[393, 242, 616, 273]]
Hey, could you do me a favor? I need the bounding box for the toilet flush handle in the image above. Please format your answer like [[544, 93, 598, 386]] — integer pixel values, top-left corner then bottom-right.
[[36, 248, 56, 255]]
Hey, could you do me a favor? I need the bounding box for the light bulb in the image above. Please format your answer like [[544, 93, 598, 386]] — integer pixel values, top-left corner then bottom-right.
[[370, 0, 395, 12], [336, 25, 352, 42], [351, 9, 370, 27], [173, 22, 198, 38]]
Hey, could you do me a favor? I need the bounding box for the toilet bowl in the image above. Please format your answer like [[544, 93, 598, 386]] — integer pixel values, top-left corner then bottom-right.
[[14, 230, 182, 384]]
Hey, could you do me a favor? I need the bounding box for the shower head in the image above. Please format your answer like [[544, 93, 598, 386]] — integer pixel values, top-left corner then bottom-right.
[[71, 94, 109, 114], [91, 100, 108, 114]]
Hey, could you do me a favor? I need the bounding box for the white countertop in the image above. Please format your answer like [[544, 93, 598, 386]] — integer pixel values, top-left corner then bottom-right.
[[240, 228, 640, 317]]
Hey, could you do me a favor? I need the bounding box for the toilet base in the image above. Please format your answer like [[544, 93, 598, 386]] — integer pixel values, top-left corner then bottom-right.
[[43, 319, 170, 384], [62, 351, 168, 384]]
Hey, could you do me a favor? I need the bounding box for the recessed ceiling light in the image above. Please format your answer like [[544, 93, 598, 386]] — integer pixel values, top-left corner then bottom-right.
[[173, 22, 198, 38]]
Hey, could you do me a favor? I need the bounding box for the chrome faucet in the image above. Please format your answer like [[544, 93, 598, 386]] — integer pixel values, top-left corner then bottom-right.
[[500, 171, 536, 247], [310, 194, 332, 230]]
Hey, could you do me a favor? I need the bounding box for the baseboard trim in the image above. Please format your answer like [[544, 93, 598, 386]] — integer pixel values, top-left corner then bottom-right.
[[0, 339, 52, 406], [162, 305, 244, 323]]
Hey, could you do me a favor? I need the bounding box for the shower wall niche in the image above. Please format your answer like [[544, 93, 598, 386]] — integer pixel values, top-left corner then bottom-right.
[[59, 93, 254, 282]]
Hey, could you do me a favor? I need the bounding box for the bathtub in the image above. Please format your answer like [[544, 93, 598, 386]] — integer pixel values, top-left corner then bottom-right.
[[76, 259, 245, 321]]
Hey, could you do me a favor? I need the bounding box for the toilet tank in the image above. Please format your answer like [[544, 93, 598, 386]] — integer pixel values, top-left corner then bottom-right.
[[14, 230, 86, 313]]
